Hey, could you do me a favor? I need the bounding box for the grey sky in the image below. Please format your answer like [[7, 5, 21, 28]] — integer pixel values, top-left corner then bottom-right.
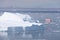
[[0, 0, 60, 8]]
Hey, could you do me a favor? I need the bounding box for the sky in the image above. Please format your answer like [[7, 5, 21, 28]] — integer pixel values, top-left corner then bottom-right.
[[0, 0, 60, 8]]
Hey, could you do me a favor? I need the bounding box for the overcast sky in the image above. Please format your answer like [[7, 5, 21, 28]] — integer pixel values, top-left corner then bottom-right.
[[0, 0, 60, 8]]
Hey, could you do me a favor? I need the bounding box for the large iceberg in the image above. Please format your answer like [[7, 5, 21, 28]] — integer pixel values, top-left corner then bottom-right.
[[0, 12, 42, 31]]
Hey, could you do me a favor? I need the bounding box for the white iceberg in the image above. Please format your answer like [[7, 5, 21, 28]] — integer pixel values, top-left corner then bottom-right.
[[0, 12, 42, 31]]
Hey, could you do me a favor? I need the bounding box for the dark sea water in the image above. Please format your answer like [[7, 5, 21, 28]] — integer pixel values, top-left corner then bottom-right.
[[0, 31, 60, 40]]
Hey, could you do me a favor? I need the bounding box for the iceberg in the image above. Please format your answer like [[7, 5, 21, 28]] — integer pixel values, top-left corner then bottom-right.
[[0, 12, 42, 31]]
